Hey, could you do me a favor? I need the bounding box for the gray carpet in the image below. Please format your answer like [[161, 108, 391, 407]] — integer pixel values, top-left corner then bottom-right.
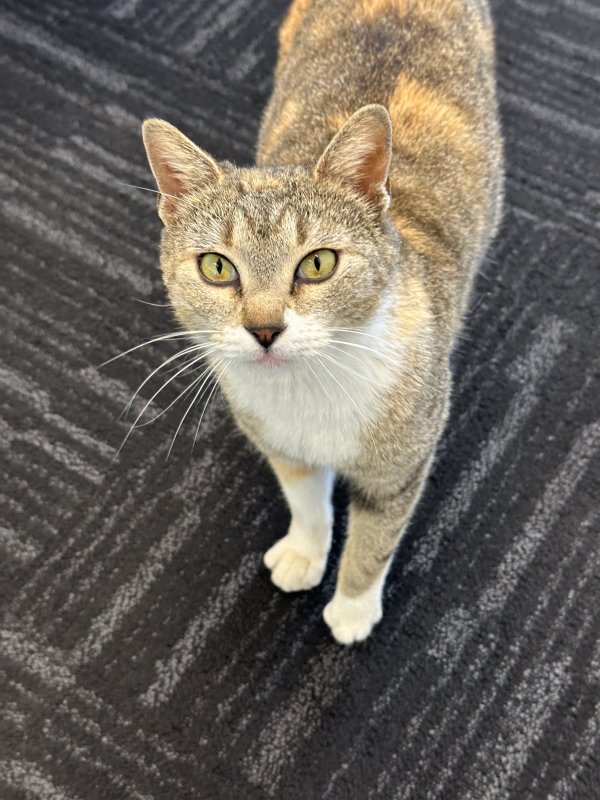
[[1, 1, 599, 798]]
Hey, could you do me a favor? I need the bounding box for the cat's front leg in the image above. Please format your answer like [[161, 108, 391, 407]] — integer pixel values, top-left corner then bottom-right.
[[324, 461, 431, 645], [264, 457, 335, 592]]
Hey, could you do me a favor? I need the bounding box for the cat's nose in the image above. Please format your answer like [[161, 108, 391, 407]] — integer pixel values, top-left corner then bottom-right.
[[247, 326, 285, 350]]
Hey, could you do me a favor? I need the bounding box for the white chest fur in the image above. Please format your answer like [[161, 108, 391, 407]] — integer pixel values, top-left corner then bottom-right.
[[221, 346, 398, 468]]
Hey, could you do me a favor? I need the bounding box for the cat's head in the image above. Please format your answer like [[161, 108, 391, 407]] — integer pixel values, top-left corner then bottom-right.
[[142, 105, 400, 370]]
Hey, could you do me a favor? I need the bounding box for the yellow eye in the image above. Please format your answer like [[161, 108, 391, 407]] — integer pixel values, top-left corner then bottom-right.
[[297, 249, 337, 282], [198, 253, 238, 284]]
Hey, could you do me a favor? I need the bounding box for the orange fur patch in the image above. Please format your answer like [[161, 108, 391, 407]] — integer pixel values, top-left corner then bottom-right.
[[387, 74, 489, 257], [270, 457, 314, 482], [240, 172, 284, 191], [391, 213, 436, 255], [279, 0, 315, 60], [327, 110, 355, 136], [388, 74, 474, 148], [356, 0, 404, 20], [259, 98, 302, 161], [356, 0, 462, 24], [396, 273, 432, 341]]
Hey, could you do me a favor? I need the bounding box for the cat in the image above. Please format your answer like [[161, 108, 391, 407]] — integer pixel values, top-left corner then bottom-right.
[[140, 0, 503, 644]]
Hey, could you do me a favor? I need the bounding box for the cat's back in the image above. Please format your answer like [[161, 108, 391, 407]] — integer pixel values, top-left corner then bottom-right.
[[259, 0, 497, 166], [258, 0, 503, 294]]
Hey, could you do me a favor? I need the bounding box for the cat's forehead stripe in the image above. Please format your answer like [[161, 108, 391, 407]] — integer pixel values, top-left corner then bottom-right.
[[220, 213, 234, 250], [230, 198, 306, 249]]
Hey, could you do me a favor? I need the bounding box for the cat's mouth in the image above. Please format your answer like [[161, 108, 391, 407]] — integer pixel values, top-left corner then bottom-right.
[[254, 351, 291, 368]]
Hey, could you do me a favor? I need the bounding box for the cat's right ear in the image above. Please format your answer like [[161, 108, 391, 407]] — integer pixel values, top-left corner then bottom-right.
[[315, 104, 392, 212], [142, 119, 221, 225]]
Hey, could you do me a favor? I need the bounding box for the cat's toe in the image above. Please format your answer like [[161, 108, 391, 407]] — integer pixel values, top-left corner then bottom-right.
[[264, 535, 326, 592], [323, 592, 382, 645]]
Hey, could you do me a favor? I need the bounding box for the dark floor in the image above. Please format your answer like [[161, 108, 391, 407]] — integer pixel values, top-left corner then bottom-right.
[[1, 1, 599, 798]]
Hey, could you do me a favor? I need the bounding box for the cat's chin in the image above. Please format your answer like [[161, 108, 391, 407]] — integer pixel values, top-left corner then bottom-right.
[[253, 352, 292, 368]]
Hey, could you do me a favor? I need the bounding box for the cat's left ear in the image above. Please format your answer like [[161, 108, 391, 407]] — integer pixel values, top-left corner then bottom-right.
[[142, 118, 222, 225], [315, 104, 392, 212]]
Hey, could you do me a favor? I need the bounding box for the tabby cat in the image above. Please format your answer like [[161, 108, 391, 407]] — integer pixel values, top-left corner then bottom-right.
[[141, 0, 503, 644]]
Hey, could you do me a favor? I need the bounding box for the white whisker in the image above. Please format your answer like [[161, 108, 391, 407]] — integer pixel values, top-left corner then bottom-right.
[[99, 329, 218, 368], [328, 338, 396, 363], [161, 349, 215, 376], [330, 333, 444, 395], [207, 360, 229, 419], [122, 343, 217, 416], [137, 359, 216, 428], [133, 299, 171, 307], [167, 358, 224, 460], [114, 353, 214, 459], [325, 342, 370, 367], [314, 355, 381, 469], [402, 367, 446, 395], [320, 349, 388, 389], [192, 360, 230, 450], [117, 181, 178, 200], [303, 356, 331, 397], [326, 328, 445, 394], [329, 327, 395, 345]]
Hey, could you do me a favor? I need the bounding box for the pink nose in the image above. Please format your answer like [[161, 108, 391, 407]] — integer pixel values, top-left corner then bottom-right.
[[247, 326, 285, 350]]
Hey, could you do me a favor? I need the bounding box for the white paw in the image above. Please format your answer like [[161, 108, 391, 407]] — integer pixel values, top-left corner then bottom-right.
[[323, 590, 383, 645], [264, 532, 327, 592]]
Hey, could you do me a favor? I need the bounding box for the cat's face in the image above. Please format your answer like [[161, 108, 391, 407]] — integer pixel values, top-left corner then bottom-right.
[[143, 107, 399, 370]]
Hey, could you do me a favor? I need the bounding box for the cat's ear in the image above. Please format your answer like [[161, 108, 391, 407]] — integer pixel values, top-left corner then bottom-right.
[[142, 119, 221, 225], [315, 104, 392, 212]]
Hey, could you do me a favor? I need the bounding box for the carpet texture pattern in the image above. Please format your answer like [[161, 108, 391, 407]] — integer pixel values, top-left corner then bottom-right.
[[1, 1, 599, 798]]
